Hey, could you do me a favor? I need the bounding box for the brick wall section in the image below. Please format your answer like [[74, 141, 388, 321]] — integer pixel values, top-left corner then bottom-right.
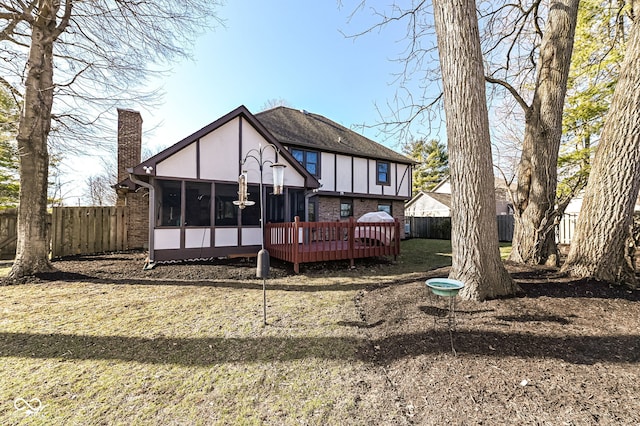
[[316, 195, 406, 238], [116, 109, 149, 249], [125, 190, 149, 249]]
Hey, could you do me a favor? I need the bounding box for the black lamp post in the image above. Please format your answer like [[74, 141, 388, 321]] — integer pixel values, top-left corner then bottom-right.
[[234, 143, 286, 326]]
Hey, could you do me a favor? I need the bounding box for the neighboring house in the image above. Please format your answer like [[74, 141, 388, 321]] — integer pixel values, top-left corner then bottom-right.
[[565, 192, 640, 215], [405, 177, 513, 217], [120, 105, 413, 263], [405, 191, 452, 217], [558, 191, 640, 244]]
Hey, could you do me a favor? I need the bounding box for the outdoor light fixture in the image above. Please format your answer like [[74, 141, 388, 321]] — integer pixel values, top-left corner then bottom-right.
[[236, 143, 286, 326], [270, 162, 286, 195]]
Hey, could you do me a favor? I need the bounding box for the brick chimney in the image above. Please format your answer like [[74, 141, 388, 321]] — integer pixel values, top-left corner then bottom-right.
[[117, 108, 143, 183], [116, 108, 148, 249]]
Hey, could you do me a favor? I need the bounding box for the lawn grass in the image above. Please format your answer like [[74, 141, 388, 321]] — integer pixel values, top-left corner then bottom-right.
[[1, 279, 374, 425], [0, 239, 511, 424]]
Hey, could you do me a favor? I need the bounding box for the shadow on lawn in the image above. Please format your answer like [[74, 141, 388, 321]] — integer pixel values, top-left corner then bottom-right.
[[2, 330, 638, 366], [22, 265, 640, 300], [28, 271, 391, 292]]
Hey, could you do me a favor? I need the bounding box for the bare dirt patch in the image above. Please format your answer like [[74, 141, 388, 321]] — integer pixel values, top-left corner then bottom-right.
[[10, 251, 640, 424]]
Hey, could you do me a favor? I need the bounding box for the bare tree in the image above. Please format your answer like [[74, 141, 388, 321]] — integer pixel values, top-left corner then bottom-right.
[[260, 98, 291, 111], [561, 14, 640, 287], [433, 0, 519, 300], [85, 175, 117, 206], [480, 0, 581, 266], [0, 1, 221, 280], [347, 1, 580, 267]]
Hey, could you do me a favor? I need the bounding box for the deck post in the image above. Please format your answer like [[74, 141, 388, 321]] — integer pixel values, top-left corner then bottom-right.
[[293, 216, 300, 273], [348, 216, 355, 268], [394, 219, 400, 260]]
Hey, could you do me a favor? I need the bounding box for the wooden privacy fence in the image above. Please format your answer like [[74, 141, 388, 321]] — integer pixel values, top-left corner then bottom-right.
[[407, 215, 515, 241], [266, 216, 401, 273], [0, 209, 18, 259], [51, 206, 128, 258]]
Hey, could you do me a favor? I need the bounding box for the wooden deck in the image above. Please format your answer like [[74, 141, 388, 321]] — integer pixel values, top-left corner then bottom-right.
[[265, 217, 401, 273]]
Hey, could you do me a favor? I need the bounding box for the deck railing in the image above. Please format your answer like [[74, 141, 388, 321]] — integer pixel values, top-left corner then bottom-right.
[[266, 216, 401, 273]]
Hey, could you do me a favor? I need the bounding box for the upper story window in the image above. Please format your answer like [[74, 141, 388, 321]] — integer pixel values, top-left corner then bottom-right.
[[377, 161, 390, 185], [291, 148, 319, 176]]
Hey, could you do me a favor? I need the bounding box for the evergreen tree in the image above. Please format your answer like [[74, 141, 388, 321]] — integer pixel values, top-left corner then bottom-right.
[[0, 85, 19, 208], [403, 138, 449, 195], [558, 0, 629, 205]]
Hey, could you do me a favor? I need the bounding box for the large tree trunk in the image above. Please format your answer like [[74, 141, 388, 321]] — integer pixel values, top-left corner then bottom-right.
[[561, 15, 640, 287], [433, 0, 519, 300], [509, 0, 580, 267], [8, 2, 61, 280]]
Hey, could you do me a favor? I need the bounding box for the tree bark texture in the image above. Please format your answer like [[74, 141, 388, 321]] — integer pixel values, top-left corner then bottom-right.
[[509, 0, 580, 267], [9, 1, 62, 279], [433, 0, 518, 300], [561, 16, 640, 287]]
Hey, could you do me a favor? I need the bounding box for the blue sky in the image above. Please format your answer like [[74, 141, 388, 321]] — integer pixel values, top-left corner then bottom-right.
[[142, 1, 419, 152], [64, 1, 437, 203]]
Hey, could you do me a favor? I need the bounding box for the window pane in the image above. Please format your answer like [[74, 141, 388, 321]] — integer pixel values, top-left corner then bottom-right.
[[241, 185, 260, 226], [306, 163, 316, 175], [305, 151, 318, 176], [290, 148, 319, 176], [308, 201, 316, 222], [215, 184, 239, 226], [158, 180, 182, 227], [290, 189, 306, 221], [377, 162, 390, 184], [185, 182, 211, 226], [291, 149, 304, 163], [378, 204, 392, 215], [340, 200, 352, 218]]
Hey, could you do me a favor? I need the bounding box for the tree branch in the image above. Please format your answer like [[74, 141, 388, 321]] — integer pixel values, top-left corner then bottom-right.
[[485, 75, 530, 114]]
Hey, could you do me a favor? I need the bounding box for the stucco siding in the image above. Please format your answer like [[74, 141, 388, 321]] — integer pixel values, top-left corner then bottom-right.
[[154, 229, 181, 250], [368, 160, 383, 195], [242, 123, 306, 188], [215, 228, 239, 247], [185, 228, 211, 249], [156, 143, 198, 179], [353, 157, 368, 193], [320, 152, 335, 191], [241, 227, 263, 246], [199, 118, 239, 181], [396, 164, 411, 198], [335, 154, 352, 193]]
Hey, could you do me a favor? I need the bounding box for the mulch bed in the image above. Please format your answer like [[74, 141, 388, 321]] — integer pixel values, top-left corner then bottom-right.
[[358, 263, 640, 424]]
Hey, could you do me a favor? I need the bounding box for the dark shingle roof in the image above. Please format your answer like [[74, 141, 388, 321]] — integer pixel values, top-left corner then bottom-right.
[[255, 106, 413, 164], [426, 192, 451, 208]]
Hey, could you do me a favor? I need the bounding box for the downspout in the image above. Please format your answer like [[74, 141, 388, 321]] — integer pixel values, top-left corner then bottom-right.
[[128, 169, 156, 269]]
